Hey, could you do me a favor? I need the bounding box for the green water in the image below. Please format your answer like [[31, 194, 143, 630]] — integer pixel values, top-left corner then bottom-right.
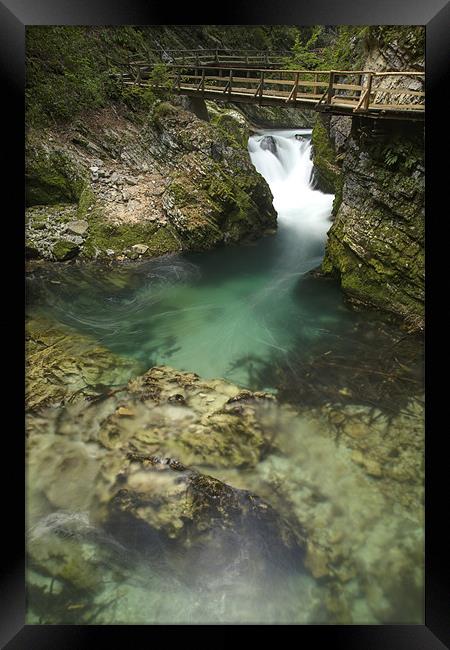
[[25, 130, 424, 624]]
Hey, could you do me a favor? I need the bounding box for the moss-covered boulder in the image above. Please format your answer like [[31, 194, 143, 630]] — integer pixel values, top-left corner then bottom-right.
[[26, 134, 87, 206], [52, 239, 79, 261]]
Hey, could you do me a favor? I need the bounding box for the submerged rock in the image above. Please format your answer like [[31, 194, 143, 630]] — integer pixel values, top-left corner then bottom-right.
[[25, 315, 140, 410], [27, 365, 279, 469], [107, 456, 304, 584], [26, 366, 307, 620]]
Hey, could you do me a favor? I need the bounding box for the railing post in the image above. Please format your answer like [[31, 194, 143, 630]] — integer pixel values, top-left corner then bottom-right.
[[363, 72, 373, 110], [293, 72, 299, 101], [229, 69, 233, 96], [201, 68, 205, 93], [327, 70, 335, 105], [259, 70, 265, 105]]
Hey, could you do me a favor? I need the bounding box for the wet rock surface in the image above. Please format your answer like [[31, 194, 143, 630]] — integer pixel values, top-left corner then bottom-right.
[[320, 116, 424, 327]]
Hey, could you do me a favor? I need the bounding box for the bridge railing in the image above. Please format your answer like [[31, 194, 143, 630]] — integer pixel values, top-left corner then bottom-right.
[[118, 63, 425, 115], [125, 48, 294, 67]]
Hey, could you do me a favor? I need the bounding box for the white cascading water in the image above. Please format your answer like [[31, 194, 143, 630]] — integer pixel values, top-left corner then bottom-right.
[[248, 129, 333, 248]]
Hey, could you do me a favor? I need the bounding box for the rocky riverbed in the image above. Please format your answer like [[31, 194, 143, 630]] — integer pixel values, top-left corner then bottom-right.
[[26, 317, 424, 624]]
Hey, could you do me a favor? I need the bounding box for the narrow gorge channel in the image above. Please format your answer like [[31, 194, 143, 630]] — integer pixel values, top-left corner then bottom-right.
[[26, 129, 424, 624]]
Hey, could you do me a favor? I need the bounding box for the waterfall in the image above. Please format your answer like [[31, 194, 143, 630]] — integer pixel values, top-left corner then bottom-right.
[[248, 129, 334, 242]]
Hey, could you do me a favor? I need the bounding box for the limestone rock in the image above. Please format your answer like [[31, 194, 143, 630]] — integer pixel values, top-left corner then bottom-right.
[[66, 220, 89, 236], [131, 244, 149, 255], [260, 135, 277, 155]]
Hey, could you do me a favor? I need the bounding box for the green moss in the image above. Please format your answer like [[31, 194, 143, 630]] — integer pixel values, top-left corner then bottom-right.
[[147, 226, 181, 255], [311, 116, 341, 195], [83, 215, 159, 257], [211, 112, 249, 148], [323, 233, 424, 320], [26, 147, 87, 207], [148, 101, 180, 130], [76, 185, 96, 219], [331, 173, 344, 217], [52, 239, 80, 261]]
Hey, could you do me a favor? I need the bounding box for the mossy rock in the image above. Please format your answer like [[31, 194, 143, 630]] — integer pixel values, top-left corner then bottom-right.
[[26, 144, 87, 207], [107, 459, 305, 577], [211, 111, 249, 148], [147, 226, 181, 255], [311, 116, 341, 195], [52, 239, 80, 261]]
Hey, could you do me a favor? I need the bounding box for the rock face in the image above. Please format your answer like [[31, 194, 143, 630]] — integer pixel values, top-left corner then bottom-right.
[[318, 116, 424, 329], [25, 101, 277, 262], [312, 38, 424, 329]]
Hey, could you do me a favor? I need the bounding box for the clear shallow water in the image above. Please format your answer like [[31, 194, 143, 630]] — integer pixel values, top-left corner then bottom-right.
[[26, 129, 424, 624]]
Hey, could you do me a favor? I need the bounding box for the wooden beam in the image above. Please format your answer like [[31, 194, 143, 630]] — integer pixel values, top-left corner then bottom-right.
[[327, 71, 335, 105]]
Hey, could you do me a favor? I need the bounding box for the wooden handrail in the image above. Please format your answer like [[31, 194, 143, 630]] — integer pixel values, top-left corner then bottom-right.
[[120, 62, 425, 119]]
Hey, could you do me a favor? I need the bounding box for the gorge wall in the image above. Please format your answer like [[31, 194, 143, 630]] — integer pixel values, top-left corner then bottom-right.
[[312, 28, 424, 329]]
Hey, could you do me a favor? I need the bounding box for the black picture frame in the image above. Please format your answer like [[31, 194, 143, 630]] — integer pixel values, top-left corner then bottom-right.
[[2, 0, 448, 647]]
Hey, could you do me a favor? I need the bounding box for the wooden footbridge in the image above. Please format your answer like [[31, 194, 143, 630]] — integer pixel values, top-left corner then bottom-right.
[[128, 48, 295, 68], [117, 52, 425, 121]]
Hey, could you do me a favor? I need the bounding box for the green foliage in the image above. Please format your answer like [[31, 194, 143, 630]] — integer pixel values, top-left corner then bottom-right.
[[323, 27, 370, 70], [142, 63, 174, 105], [285, 28, 323, 70], [381, 141, 421, 172], [27, 27, 106, 125], [26, 26, 307, 128], [26, 26, 150, 126]]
